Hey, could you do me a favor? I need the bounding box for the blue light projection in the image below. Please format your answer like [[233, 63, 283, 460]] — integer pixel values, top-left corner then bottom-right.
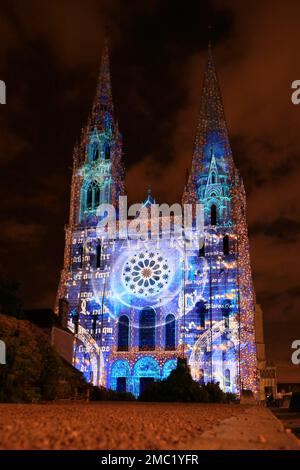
[[65, 227, 240, 396], [162, 359, 177, 379]]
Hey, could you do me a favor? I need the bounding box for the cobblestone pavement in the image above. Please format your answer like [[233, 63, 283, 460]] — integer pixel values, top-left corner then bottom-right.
[[0, 402, 299, 450]]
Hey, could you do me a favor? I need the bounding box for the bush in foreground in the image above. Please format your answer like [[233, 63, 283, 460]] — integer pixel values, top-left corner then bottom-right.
[[0, 314, 87, 402], [139, 357, 236, 403]]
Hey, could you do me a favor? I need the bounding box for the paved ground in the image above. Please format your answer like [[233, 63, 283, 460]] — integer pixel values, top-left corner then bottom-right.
[[185, 405, 300, 450], [0, 402, 299, 450]]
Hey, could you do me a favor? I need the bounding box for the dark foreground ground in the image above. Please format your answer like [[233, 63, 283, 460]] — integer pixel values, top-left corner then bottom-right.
[[272, 408, 300, 439], [0, 402, 299, 450]]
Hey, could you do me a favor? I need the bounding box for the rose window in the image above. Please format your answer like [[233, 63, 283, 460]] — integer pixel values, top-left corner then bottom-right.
[[122, 251, 171, 297]]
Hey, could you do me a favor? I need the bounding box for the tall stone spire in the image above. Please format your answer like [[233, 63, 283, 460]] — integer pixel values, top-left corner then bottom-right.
[[190, 43, 234, 180], [91, 36, 114, 126]]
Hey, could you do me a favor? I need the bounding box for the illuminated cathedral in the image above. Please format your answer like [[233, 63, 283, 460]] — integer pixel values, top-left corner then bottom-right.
[[56, 40, 258, 397]]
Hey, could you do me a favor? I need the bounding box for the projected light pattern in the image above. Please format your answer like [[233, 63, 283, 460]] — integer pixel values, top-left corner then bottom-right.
[[56, 41, 258, 399]]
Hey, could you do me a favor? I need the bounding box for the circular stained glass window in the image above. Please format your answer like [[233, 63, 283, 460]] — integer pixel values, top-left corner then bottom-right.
[[122, 250, 171, 297]]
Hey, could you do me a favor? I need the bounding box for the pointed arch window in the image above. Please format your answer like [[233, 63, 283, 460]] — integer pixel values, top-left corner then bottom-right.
[[211, 172, 216, 184], [118, 315, 129, 351], [91, 143, 99, 162], [199, 243, 205, 257], [96, 244, 102, 268], [210, 204, 217, 225], [139, 308, 155, 351], [165, 314, 176, 350], [223, 235, 230, 256], [116, 377, 126, 392], [87, 185, 93, 210], [105, 144, 111, 160]]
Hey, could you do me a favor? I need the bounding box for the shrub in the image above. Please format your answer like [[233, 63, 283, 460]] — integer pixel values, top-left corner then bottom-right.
[[0, 314, 88, 402]]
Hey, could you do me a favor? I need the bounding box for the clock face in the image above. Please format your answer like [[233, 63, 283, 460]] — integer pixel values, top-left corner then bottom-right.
[[121, 250, 172, 298]]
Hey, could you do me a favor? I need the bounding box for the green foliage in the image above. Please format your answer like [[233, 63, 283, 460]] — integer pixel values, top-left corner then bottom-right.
[[0, 314, 87, 402], [139, 357, 236, 403]]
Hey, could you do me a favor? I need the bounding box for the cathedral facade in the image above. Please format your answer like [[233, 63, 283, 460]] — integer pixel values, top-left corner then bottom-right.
[[56, 41, 258, 397]]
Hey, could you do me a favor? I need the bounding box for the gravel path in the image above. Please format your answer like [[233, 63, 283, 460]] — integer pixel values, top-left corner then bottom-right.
[[0, 402, 246, 450]]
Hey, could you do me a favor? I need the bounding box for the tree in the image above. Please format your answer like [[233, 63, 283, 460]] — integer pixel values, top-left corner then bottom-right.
[[139, 358, 236, 403]]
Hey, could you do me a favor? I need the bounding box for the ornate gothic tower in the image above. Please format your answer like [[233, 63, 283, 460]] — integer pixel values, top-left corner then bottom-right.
[[183, 44, 258, 395], [72, 39, 124, 227]]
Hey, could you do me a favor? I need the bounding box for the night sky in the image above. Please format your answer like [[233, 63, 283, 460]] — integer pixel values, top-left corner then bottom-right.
[[0, 0, 299, 381]]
